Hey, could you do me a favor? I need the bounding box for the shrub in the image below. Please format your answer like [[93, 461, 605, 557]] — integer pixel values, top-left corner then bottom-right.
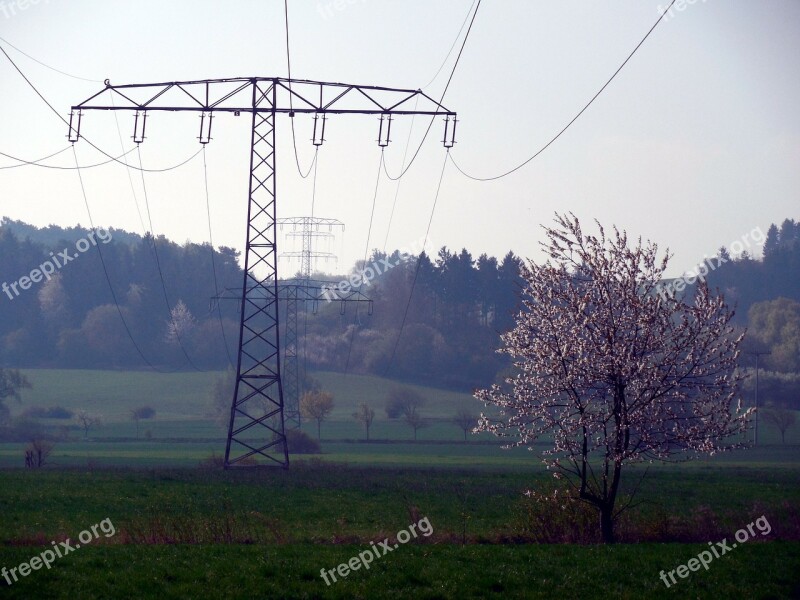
[[511, 482, 597, 544], [25, 438, 54, 468], [286, 428, 321, 454], [198, 452, 225, 469], [385, 386, 425, 419]]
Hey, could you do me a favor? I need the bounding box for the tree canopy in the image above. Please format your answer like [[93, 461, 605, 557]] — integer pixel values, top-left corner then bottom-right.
[[475, 214, 752, 543]]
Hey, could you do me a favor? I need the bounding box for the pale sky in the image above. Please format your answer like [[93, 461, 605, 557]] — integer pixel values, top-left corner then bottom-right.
[[1, 0, 798, 279]]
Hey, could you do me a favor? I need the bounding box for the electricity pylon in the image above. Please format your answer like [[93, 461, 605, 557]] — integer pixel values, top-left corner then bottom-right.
[[212, 280, 373, 429], [68, 77, 456, 468], [279, 216, 344, 279], [278, 216, 344, 430]]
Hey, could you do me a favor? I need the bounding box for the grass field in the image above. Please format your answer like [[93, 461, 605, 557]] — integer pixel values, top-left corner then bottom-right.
[[3, 369, 797, 470], [2, 543, 797, 599], [0, 467, 799, 598], [8, 369, 479, 421], [1, 369, 799, 598]]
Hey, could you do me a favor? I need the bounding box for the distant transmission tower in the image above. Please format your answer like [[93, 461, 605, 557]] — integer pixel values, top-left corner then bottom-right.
[[68, 77, 456, 468], [278, 216, 344, 279], [213, 279, 372, 432], [278, 216, 344, 429]]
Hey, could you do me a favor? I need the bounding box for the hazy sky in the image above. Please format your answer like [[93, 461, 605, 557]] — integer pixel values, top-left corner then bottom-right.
[[1, 0, 798, 278]]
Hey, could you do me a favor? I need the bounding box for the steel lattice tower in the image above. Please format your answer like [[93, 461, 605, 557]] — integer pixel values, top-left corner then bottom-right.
[[68, 77, 456, 468], [279, 216, 344, 280], [278, 216, 344, 429], [213, 280, 372, 431], [282, 281, 301, 429]]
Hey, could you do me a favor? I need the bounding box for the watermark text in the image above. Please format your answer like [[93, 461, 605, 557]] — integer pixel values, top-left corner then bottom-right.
[[321, 236, 429, 302], [656, 226, 764, 300], [658, 514, 771, 588], [320, 516, 433, 585], [2, 228, 112, 301], [2, 518, 115, 586]]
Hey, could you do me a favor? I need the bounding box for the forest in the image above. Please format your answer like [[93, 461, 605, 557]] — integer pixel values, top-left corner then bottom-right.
[[0, 216, 799, 398]]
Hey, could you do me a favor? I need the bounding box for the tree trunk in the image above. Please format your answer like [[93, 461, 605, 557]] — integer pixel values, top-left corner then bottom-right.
[[600, 505, 615, 544], [317, 420, 321, 440]]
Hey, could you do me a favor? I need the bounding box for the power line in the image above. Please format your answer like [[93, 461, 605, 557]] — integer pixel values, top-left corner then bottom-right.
[[105, 98, 225, 368], [202, 146, 236, 368], [380, 0, 477, 254], [111, 94, 148, 235], [0, 146, 71, 169], [310, 147, 320, 217], [284, 0, 316, 179], [378, 0, 482, 375], [79, 141, 218, 372], [0, 146, 143, 170], [437, 0, 481, 105], [135, 146, 203, 372], [0, 43, 202, 173], [95, 101, 208, 371], [382, 96, 419, 253], [376, 0, 478, 205], [0, 35, 102, 83], [70, 145, 170, 373], [344, 150, 384, 373], [384, 151, 449, 377], [382, 0, 481, 182], [300, 146, 321, 392], [448, 0, 678, 182], [420, 0, 479, 90]]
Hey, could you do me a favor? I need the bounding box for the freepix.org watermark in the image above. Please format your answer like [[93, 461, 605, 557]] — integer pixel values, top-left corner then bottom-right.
[[319, 517, 433, 586], [321, 236, 430, 303], [658, 514, 771, 588], [2, 228, 112, 301], [656, 226, 764, 301], [2, 518, 116, 586], [316, 0, 369, 20], [0, 0, 49, 20], [656, 0, 709, 23]]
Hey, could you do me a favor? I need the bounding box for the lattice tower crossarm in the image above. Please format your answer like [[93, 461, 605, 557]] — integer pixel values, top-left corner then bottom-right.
[[68, 76, 456, 469]]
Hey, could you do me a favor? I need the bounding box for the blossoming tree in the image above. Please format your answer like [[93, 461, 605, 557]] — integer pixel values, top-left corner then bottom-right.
[[475, 214, 752, 543]]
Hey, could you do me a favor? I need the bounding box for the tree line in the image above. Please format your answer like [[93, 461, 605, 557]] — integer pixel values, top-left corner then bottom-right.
[[1, 216, 799, 394]]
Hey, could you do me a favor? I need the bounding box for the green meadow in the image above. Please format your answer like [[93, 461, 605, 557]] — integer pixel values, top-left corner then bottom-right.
[[1, 369, 798, 598]]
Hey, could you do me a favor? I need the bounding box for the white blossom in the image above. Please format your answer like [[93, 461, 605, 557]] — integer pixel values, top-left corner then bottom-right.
[[475, 214, 752, 542]]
